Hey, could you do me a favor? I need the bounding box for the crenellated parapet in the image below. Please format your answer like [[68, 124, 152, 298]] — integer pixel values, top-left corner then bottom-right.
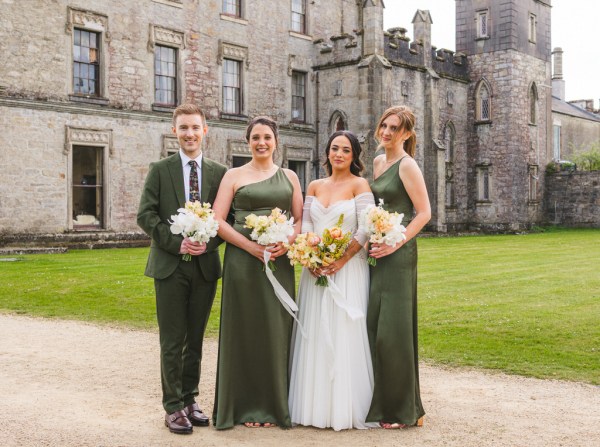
[[383, 28, 469, 81], [384, 28, 423, 68], [431, 47, 469, 81], [313, 30, 363, 69]]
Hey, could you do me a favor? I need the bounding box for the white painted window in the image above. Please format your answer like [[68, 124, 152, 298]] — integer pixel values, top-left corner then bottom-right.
[[223, 58, 242, 115], [553, 125, 561, 160], [223, 0, 241, 17], [291, 0, 306, 34], [291, 71, 306, 122]]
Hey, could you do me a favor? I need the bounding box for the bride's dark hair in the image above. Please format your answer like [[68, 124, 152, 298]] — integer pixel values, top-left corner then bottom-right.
[[323, 130, 365, 176]]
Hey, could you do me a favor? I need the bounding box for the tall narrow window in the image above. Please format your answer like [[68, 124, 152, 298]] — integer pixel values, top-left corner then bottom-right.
[[72, 145, 104, 228], [223, 58, 242, 115], [74, 29, 100, 96], [477, 167, 490, 201], [445, 181, 454, 208], [529, 13, 537, 43], [553, 124, 561, 160], [154, 45, 177, 106], [528, 165, 539, 202], [291, 0, 306, 34], [291, 71, 306, 122], [444, 123, 455, 163], [476, 80, 492, 122], [223, 0, 241, 17], [529, 83, 538, 124], [476, 11, 488, 38]]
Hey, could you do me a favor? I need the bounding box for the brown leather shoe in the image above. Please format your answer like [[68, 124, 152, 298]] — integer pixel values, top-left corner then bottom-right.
[[164, 410, 193, 434], [184, 403, 210, 427]]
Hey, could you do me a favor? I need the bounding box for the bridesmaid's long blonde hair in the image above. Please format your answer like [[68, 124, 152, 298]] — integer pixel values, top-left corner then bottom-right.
[[374, 106, 417, 157]]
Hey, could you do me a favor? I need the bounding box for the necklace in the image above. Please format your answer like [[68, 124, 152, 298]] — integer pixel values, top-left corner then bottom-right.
[[248, 162, 277, 172]]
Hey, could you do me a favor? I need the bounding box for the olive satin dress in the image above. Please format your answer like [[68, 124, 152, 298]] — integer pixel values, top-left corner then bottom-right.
[[366, 157, 425, 425], [213, 169, 295, 429]]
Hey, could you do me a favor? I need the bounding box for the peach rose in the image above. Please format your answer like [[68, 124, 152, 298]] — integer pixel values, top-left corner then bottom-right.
[[329, 227, 343, 239]]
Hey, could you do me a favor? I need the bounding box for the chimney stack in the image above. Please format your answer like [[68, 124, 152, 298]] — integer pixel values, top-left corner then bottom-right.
[[552, 47, 565, 100]]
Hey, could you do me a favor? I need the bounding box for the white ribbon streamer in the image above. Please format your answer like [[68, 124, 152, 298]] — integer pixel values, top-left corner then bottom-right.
[[263, 250, 307, 338], [320, 276, 365, 380]]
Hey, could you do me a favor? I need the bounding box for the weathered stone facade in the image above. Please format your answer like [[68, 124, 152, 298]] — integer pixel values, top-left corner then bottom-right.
[[545, 171, 600, 227], [0, 0, 597, 240]]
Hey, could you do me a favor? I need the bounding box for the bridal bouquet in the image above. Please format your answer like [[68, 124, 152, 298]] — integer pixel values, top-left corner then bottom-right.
[[287, 214, 352, 286], [245, 207, 295, 271], [169, 201, 219, 261], [359, 199, 407, 266]]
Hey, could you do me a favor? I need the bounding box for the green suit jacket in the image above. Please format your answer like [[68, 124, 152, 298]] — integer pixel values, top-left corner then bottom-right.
[[137, 152, 228, 281]]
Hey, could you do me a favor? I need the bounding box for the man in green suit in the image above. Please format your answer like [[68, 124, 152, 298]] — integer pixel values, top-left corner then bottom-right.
[[137, 104, 227, 434]]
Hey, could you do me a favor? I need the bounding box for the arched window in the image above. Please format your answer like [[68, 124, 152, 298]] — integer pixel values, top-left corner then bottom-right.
[[475, 79, 492, 122], [329, 110, 347, 134], [529, 82, 538, 124], [444, 122, 456, 163]]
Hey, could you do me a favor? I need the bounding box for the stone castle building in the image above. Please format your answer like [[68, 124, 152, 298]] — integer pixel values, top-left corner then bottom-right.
[[0, 0, 597, 241]]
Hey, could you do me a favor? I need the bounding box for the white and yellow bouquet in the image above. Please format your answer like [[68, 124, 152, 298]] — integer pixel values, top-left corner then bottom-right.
[[359, 199, 407, 266], [169, 201, 219, 261], [287, 214, 352, 286], [245, 207, 295, 271]]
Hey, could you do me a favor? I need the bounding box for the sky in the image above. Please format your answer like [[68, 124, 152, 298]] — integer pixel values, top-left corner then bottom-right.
[[383, 0, 600, 108]]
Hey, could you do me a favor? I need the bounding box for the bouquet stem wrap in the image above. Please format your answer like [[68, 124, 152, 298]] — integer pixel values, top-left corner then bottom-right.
[[262, 250, 307, 338]]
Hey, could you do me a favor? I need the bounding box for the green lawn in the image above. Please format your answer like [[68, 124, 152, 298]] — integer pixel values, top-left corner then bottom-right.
[[1, 228, 598, 384]]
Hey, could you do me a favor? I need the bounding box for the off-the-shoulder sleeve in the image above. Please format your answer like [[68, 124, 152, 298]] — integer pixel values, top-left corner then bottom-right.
[[354, 192, 375, 245], [301, 196, 315, 233]]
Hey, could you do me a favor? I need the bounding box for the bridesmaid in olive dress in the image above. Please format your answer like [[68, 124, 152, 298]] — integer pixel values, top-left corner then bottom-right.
[[366, 106, 431, 429], [212, 116, 303, 429]]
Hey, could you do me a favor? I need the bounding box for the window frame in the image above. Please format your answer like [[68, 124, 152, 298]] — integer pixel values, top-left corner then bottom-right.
[[154, 44, 178, 107], [65, 126, 112, 231], [475, 79, 492, 124], [222, 0, 242, 18], [291, 71, 307, 123], [222, 58, 243, 116], [476, 165, 492, 203], [553, 124, 561, 160], [476, 10, 489, 39], [291, 0, 307, 34], [73, 28, 101, 98], [528, 13, 537, 43]]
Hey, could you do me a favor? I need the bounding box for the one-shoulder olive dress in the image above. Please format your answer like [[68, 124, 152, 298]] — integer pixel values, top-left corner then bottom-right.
[[366, 157, 425, 426], [213, 169, 295, 429]]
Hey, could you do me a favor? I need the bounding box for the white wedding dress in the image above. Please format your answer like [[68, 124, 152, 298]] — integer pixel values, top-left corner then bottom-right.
[[289, 192, 378, 431]]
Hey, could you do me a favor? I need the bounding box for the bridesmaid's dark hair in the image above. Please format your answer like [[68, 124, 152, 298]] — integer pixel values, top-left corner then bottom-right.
[[323, 130, 365, 176], [245, 116, 279, 147]]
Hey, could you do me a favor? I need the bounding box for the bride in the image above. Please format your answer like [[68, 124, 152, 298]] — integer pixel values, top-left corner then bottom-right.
[[288, 130, 377, 431]]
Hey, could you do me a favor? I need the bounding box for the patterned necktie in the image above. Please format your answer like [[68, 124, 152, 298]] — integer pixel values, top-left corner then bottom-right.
[[189, 160, 200, 202]]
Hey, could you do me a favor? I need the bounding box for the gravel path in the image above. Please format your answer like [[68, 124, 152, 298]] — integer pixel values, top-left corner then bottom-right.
[[1, 314, 598, 447]]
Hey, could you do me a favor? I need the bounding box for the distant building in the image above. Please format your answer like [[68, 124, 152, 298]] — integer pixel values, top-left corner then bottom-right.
[[0, 0, 598, 240]]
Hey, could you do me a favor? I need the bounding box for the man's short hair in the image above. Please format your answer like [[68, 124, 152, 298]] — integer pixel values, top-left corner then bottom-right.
[[172, 103, 206, 127]]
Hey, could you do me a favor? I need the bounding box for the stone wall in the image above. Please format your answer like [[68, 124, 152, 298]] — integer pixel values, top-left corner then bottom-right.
[[464, 49, 550, 231], [544, 171, 600, 227], [0, 0, 327, 235]]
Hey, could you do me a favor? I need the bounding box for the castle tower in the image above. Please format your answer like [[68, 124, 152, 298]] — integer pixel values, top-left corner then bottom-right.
[[457, 0, 552, 231], [357, 0, 389, 170]]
